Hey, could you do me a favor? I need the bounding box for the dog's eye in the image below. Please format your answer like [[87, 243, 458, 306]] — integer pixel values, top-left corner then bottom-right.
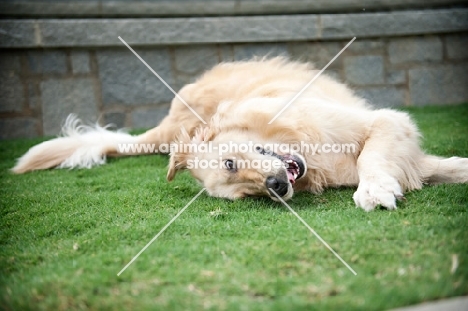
[[224, 159, 236, 172]]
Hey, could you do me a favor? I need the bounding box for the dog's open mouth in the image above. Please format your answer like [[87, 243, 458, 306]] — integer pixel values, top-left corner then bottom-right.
[[281, 154, 306, 184], [256, 146, 306, 187]]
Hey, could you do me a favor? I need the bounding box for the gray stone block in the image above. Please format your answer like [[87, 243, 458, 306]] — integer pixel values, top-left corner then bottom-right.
[[38, 15, 320, 47], [100, 0, 236, 17], [233, 43, 289, 61], [356, 87, 405, 108], [344, 55, 384, 85], [219, 45, 234, 62], [27, 50, 68, 74], [71, 51, 91, 74], [321, 9, 468, 39], [347, 40, 383, 52], [174, 45, 219, 75], [0, 52, 24, 113], [28, 82, 40, 110], [0, 20, 37, 48], [103, 112, 126, 129], [40, 78, 99, 136], [409, 64, 468, 106], [387, 69, 406, 85], [388, 37, 443, 64], [289, 41, 343, 69], [446, 34, 468, 60], [0, 2, 99, 18], [131, 106, 170, 129], [97, 48, 174, 106], [0, 118, 39, 139], [173, 74, 199, 94], [39, 19, 110, 48]]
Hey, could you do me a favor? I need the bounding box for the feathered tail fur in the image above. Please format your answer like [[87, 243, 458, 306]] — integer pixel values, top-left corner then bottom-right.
[[12, 115, 138, 174]]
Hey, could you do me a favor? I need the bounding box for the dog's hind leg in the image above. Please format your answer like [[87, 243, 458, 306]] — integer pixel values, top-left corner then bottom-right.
[[420, 155, 468, 184]]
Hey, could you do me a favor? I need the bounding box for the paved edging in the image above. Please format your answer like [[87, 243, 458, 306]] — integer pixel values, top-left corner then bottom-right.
[[1, 8, 467, 48], [389, 296, 468, 311]]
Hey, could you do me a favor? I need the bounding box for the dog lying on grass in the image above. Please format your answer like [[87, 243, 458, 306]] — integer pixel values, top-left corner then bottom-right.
[[12, 57, 468, 211]]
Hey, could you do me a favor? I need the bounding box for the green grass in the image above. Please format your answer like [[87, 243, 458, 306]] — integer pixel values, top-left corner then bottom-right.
[[1, 105, 468, 311]]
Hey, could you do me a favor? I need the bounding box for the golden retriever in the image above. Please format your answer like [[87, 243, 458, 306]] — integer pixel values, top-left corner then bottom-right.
[[12, 57, 468, 211]]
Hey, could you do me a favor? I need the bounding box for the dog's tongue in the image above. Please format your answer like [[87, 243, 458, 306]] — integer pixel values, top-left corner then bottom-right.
[[287, 170, 295, 184]]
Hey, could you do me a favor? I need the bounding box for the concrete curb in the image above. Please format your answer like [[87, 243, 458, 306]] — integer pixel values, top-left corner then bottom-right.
[[390, 296, 468, 311]]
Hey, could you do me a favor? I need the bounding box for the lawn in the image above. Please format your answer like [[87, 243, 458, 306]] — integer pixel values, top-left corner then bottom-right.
[[1, 105, 467, 311]]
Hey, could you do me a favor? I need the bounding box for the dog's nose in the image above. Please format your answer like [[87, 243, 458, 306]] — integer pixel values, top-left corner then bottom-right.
[[265, 176, 289, 197]]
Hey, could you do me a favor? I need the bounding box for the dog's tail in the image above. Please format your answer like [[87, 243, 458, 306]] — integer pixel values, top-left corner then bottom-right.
[[421, 155, 468, 184], [12, 114, 147, 174]]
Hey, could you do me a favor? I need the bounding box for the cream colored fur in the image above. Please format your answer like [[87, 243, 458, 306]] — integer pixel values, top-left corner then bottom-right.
[[12, 115, 138, 173], [12, 57, 468, 211]]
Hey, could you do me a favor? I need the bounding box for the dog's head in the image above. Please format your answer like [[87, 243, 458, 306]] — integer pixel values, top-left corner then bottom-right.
[[167, 127, 307, 201]]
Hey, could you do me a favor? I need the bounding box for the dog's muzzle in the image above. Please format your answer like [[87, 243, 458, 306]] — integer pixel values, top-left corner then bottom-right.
[[256, 146, 307, 199], [265, 176, 289, 197]]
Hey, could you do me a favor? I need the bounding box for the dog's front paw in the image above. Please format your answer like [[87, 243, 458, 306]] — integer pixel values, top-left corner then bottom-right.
[[353, 175, 404, 212]]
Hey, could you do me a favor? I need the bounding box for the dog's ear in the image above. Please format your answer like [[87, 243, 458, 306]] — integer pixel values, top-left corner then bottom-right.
[[166, 126, 215, 181], [167, 151, 189, 181], [167, 127, 191, 181], [192, 126, 215, 143]]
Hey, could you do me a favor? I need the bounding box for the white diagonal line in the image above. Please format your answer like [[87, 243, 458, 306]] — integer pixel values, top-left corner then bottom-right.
[[269, 188, 357, 276], [268, 37, 356, 124], [117, 188, 206, 276], [118, 36, 207, 125]]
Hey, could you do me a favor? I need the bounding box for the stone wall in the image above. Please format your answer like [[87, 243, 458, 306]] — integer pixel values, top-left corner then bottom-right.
[[1, 7, 468, 138]]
